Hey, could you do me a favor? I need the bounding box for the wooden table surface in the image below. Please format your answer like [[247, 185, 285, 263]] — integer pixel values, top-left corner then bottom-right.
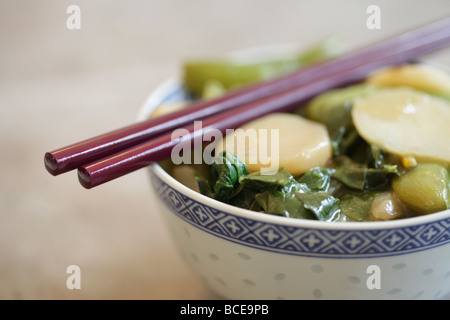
[[1, 0, 450, 300]]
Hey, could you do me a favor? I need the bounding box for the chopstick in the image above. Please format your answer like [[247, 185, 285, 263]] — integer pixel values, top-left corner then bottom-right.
[[45, 16, 450, 178], [45, 16, 450, 189], [79, 18, 450, 189]]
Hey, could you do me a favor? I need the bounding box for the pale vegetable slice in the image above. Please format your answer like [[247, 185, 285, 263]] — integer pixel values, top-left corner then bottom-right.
[[352, 88, 450, 164], [214, 113, 332, 175], [369, 191, 406, 221], [366, 63, 450, 97]]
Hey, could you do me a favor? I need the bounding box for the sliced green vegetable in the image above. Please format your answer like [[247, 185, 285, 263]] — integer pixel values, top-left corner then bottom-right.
[[305, 84, 376, 124], [304, 84, 377, 157], [183, 37, 346, 96], [392, 163, 450, 214]]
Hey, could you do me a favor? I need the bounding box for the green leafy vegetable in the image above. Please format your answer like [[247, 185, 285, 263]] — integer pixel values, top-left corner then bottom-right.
[[239, 170, 296, 187], [210, 151, 248, 202], [197, 150, 402, 222], [332, 156, 399, 191], [236, 168, 342, 221], [226, 170, 312, 219], [338, 191, 378, 221], [367, 144, 385, 169], [255, 189, 316, 219], [296, 167, 335, 192], [226, 172, 294, 210], [295, 192, 341, 221]]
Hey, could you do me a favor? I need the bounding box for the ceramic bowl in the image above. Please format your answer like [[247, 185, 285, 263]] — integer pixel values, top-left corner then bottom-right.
[[139, 62, 450, 301]]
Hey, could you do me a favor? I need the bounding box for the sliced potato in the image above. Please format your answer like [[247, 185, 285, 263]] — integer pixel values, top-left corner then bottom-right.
[[366, 63, 450, 97], [214, 113, 332, 175], [392, 163, 450, 214], [351, 88, 450, 164]]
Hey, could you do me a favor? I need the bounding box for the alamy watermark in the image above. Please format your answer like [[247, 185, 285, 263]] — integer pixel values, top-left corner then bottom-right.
[[66, 5, 81, 30], [170, 121, 280, 175], [64, 263, 381, 292], [66, 265, 81, 290], [366, 5, 381, 30], [366, 264, 381, 289]]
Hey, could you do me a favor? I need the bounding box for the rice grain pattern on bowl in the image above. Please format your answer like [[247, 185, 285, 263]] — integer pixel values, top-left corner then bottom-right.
[[139, 64, 450, 301]]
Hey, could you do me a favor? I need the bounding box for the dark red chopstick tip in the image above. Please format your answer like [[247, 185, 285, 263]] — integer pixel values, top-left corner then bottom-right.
[[44, 152, 59, 176], [78, 167, 93, 189]]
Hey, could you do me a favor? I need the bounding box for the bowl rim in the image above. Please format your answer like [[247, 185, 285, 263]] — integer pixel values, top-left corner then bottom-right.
[[139, 49, 450, 232]]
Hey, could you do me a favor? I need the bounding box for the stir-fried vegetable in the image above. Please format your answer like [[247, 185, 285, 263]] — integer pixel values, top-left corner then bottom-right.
[[166, 41, 450, 222]]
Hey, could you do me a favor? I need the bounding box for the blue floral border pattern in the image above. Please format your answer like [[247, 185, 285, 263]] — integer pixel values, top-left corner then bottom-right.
[[151, 172, 450, 258]]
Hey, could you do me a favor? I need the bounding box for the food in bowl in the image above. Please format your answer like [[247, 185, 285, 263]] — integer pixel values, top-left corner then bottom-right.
[[144, 42, 450, 300], [161, 55, 450, 223]]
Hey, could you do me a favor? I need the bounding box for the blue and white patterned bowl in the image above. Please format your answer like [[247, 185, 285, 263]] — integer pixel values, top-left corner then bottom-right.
[[140, 76, 450, 301]]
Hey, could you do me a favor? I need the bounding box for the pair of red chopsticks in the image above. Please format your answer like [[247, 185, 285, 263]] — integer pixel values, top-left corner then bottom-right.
[[45, 16, 450, 189]]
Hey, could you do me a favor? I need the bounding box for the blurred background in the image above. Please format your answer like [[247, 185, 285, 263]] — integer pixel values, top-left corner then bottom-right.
[[1, 0, 450, 299]]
